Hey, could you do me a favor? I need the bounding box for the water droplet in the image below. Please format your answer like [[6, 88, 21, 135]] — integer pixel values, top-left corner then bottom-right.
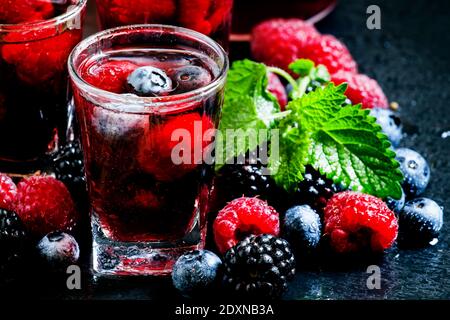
[[441, 130, 450, 139]]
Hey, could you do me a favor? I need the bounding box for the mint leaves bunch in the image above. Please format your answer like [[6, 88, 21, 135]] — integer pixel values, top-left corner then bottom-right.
[[217, 59, 403, 200]]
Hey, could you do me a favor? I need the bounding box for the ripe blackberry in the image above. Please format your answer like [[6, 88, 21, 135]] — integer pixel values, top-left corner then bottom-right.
[[223, 234, 296, 299], [214, 156, 281, 209], [53, 141, 86, 196], [293, 165, 339, 213], [0, 209, 29, 276]]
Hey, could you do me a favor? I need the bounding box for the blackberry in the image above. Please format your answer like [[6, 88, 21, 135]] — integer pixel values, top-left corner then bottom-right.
[[53, 141, 86, 196], [214, 156, 281, 209], [0, 209, 28, 276], [293, 165, 339, 213], [223, 234, 295, 299]]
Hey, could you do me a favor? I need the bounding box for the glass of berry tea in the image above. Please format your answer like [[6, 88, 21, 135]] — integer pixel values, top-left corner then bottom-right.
[[95, 0, 233, 50], [0, 0, 87, 173], [69, 25, 228, 276]]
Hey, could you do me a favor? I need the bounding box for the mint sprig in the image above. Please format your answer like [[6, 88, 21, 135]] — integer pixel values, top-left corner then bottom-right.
[[271, 83, 403, 199], [217, 58, 403, 200], [216, 60, 281, 168]]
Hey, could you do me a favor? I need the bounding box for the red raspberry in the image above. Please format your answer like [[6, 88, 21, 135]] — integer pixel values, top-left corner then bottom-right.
[[213, 197, 280, 254], [15, 176, 78, 238], [138, 113, 214, 181], [81, 60, 138, 93], [103, 0, 176, 26], [251, 19, 319, 70], [205, 0, 233, 33], [251, 19, 357, 75], [1, 30, 82, 86], [324, 191, 398, 253], [178, 0, 233, 35], [267, 72, 288, 110], [331, 71, 389, 109], [0, 0, 54, 24], [0, 173, 17, 211]]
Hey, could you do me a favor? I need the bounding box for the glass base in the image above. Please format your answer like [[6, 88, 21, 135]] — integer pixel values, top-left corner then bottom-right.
[[91, 212, 206, 276]]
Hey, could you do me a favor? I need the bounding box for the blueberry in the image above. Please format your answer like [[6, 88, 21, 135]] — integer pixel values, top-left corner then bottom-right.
[[370, 108, 403, 147], [174, 65, 211, 93], [395, 148, 430, 197], [398, 198, 444, 246], [127, 66, 172, 96], [37, 231, 79, 269], [172, 250, 222, 296], [283, 205, 322, 252], [386, 187, 406, 214]]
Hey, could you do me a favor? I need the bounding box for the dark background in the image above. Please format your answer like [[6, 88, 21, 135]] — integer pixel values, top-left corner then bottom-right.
[[3, 0, 450, 300]]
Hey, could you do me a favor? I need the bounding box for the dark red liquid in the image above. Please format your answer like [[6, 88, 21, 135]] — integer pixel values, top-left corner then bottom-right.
[[74, 48, 222, 242], [95, 0, 233, 50], [0, 1, 84, 165]]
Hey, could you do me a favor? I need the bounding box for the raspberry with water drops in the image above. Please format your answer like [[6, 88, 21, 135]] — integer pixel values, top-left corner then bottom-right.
[[331, 71, 389, 109], [324, 191, 398, 253], [15, 175, 78, 238], [0, 173, 17, 211], [213, 197, 280, 254]]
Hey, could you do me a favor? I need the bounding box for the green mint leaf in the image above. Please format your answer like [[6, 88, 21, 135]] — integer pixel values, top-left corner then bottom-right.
[[269, 118, 310, 191], [312, 65, 331, 82], [289, 59, 315, 76], [272, 83, 403, 199], [288, 59, 331, 99], [216, 60, 280, 169]]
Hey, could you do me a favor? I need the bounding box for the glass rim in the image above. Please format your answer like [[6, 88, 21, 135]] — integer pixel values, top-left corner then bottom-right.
[[0, 0, 87, 31], [68, 24, 229, 112]]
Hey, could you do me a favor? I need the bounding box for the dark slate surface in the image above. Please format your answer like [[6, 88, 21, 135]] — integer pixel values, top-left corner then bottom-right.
[[2, 0, 449, 300]]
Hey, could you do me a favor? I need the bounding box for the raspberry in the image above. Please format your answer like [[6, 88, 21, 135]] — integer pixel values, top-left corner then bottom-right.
[[331, 71, 389, 109], [178, 0, 233, 35], [267, 72, 288, 109], [15, 176, 78, 238], [303, 35, 358, 75], [223, 234, 295, 298], [178, 0, 213, 35], [213, 197, 280, 254], [104, 0, 176, 26], [81, 60, 138, 93], [204, 0, 233, 33], [138, 113, 214, 181], [324, 191, 398, 253], [0, 0, 54, 24], [251, 19, 357, 75], [0, 173, 17, 211], [251, 19, 319, 70], [1, 30, 82, 86]]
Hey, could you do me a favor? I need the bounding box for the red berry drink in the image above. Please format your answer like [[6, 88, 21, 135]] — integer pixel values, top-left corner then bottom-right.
[[95, 0, 233, 50], [0, 0, 86, 171], [69, 25, 228, 276]]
